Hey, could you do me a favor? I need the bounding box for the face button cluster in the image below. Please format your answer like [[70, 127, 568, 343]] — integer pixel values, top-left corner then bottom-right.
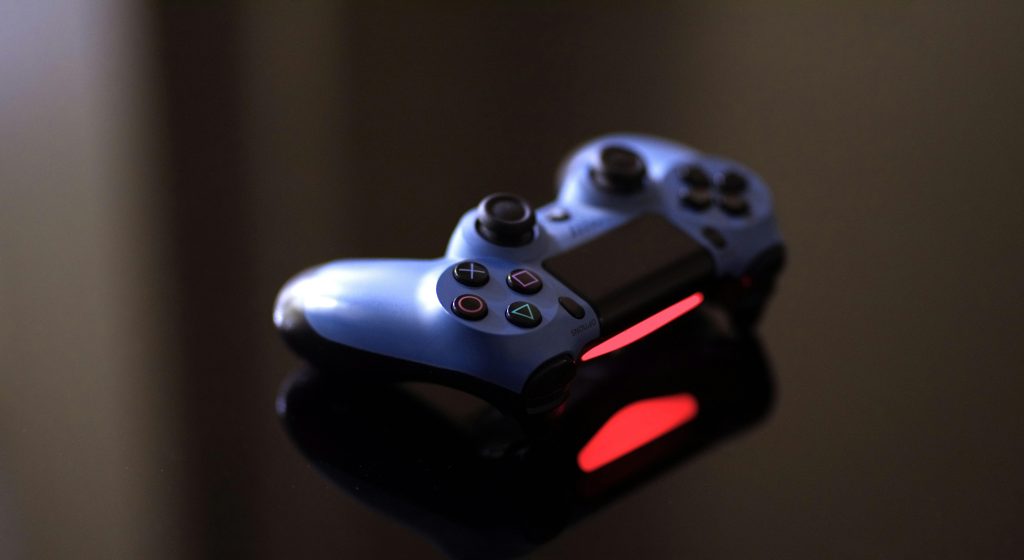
[[680, 167, 751, 216], [449, 260, 585, 329]]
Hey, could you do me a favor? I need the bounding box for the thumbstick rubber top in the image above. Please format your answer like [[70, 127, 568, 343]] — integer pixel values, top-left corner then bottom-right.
[[592, 145, 647, 193], [476, 193, 536, 246]]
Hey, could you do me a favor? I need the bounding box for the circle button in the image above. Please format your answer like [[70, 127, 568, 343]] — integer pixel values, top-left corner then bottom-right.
[[452, 294, 488, 321], [452, 261, 489, 287]]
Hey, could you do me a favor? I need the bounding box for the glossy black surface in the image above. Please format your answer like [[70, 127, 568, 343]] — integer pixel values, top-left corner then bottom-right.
[[278, 312, 773, 559]]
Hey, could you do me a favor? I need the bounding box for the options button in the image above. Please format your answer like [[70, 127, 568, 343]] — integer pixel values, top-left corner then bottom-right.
[[558, 296, 586, 319]]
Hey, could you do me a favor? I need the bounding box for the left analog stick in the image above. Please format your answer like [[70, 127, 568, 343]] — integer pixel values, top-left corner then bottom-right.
[[476, 193, 536, 246]]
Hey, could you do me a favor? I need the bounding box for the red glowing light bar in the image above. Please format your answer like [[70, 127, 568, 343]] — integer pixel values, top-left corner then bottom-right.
[[577, 393, 699, 473], [580, 292, 704, 362]]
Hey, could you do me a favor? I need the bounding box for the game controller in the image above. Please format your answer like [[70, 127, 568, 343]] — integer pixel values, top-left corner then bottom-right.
[[273, 134, 784, 415]]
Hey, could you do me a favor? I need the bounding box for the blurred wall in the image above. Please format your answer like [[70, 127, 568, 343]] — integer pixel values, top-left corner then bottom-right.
[[0, 2, 182, 559]]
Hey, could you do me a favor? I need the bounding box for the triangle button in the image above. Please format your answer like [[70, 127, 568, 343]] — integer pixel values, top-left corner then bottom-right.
[[511, 303, 534, 319], [506, 301, 542, 328]]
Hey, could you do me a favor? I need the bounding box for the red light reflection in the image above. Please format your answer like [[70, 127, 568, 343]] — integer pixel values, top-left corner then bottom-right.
[[577, 393, 699, 473]]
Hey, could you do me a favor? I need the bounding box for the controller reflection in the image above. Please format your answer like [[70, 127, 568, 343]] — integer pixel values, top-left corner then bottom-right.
[[277, 311, 775, 559]]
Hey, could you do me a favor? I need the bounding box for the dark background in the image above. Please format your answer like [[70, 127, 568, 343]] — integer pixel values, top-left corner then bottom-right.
[[2, 2, 1023, 558]]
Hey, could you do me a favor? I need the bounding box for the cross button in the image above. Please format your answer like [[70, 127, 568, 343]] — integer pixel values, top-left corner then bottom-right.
[[452, 261, 489, 287]]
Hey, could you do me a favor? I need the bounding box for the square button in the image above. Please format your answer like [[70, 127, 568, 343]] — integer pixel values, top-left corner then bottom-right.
[[507, 268, 542, 294]]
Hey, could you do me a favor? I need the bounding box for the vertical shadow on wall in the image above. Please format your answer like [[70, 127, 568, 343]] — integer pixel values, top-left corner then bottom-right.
[[152, 6, 264, 559]]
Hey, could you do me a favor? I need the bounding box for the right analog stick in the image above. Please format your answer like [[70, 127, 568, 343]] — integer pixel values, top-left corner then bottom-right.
[[592, 145, 647, 193]]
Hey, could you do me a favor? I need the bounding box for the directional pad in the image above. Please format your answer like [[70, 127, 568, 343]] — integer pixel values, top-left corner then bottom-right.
[[505, 301, 542, 328]]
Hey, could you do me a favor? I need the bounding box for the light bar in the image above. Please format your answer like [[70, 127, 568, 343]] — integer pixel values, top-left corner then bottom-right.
[[580, 292, 704, 362]]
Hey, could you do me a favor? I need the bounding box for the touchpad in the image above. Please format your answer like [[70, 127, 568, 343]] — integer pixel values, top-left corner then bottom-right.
[[542, 214, 714, 334]]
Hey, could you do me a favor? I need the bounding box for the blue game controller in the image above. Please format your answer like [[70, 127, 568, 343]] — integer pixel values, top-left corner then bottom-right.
[[273, 134, 784, 415]]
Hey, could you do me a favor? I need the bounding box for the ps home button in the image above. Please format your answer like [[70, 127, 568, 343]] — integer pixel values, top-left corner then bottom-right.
[[507, 268, 543, 294], [452, 294, 488, 321], [506, 301, 542, 328]]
